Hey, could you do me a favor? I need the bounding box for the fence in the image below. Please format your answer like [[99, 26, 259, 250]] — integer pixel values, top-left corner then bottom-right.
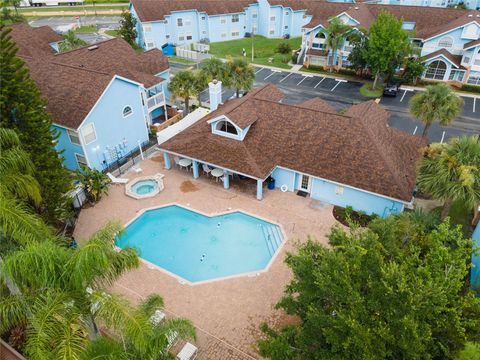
[[102, 139, 159, 175], [0, 338, 26, 360], [175, 43, 211, 62], [193, 42, 210, 53]]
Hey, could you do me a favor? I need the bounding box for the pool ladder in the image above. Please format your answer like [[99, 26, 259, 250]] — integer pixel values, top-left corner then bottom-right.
[[261, 225, 283, 257]]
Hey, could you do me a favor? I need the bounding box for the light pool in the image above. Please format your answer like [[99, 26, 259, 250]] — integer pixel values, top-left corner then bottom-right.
[[116, 205, 283, 283]]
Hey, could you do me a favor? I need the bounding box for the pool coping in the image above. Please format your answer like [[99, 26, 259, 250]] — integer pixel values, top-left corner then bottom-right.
[[117, 202, 288, 286]]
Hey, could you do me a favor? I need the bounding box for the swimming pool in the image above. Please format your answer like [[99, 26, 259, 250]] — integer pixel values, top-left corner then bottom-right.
[[116, 205, 284, 283]]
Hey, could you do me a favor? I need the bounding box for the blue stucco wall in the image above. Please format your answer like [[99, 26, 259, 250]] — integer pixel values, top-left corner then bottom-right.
[[271, 167, 405, 217], [79, 77, 149, 170], [471, 223, 480, 296], [53, 125, 85, 171]]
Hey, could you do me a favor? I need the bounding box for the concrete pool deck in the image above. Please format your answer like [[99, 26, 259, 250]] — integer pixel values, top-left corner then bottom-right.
[[73, 153, 337, 359]]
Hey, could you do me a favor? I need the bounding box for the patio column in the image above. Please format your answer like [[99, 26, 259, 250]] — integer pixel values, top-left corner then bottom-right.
[[256, 179, 263, 200], [223, 170, 230, 189], [192, 160, 199, 179], [163, 152, 171, 170]]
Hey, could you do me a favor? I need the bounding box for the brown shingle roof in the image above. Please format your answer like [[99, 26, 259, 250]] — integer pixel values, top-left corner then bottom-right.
[[160, 84, 426, 202], [297, 97, 336, 113], [423, 48, 464, 68], [306, 48, 328, 56], [8, 24, 170, 128], [464, 39, 480, 49]]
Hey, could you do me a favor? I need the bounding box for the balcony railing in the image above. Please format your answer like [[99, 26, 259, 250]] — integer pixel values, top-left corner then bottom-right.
[[147, 92, 166, 111]]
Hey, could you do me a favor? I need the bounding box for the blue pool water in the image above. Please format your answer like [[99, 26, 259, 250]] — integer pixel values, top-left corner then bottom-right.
[[116, 205, 283, 283], [132, 180, 157, 195]]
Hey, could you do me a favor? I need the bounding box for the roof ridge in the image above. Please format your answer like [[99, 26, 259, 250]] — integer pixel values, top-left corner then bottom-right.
[[49, 60, 112, 76], [53, 37, 120, 56], [354, 101, 410, 193]]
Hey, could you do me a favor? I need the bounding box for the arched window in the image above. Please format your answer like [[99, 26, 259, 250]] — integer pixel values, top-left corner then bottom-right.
[[315, 32, 326, 39], [438, 36, 453, 48], [216, 120, 238, 135], [424, 60, 447, 80], [123, 106, 133, 117]]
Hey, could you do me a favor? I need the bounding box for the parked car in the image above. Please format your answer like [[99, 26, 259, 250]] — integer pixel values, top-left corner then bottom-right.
[[383, 83, 400, 97]]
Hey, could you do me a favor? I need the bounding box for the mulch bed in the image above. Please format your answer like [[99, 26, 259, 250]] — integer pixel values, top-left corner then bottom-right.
[[333, 206, 375, 227]]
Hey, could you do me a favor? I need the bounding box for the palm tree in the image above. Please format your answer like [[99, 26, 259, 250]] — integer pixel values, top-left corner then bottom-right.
[[59, 30, 87, 53], [193, 69, 209, 105], [416, 135, 480, 219], [200, 57, 227, 83], [224, 57, 255, 98], [409, 84, 463, 138], [83, 294, 196, 359], [0, 223, 142, 358], [168, 70, 198, 115], [0, 128, 51, 246], [324, 17, 351, 70]]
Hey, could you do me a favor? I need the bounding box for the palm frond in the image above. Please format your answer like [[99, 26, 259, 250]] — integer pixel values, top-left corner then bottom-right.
[[139, 293, 164, 317]]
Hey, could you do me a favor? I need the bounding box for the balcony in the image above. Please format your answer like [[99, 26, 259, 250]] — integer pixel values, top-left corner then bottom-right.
[[147, 92, 166, 112]]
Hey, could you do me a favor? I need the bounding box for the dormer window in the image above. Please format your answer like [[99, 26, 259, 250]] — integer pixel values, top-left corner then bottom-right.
[[216, 120, 238, 135]]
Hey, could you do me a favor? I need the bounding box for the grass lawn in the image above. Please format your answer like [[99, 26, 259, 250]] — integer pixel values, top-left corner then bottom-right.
[[168, 56, 196, 65], [209, 35, 301, 69], [74, 25, 97, 33], [360, 83, 384, 97], [18, 5, 127, 13], [300, 66, 364, 81], [105, 29, 118, 37]]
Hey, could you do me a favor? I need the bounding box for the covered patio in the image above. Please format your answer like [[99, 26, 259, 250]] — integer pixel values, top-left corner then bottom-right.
[[162, 151, 267, 200]]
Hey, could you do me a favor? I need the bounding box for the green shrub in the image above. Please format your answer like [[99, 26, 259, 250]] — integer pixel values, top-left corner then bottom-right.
[[76, 166, 111, 203], [276, 42, 292, 54], [460, 83, 480, 94]]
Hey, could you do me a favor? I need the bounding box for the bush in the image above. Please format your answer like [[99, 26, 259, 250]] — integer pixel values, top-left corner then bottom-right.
[[76, 166, 111, 203], [460, 83, 480, 94], [277, 42, 292, 54], [291, 53, 298, 64], [333, 206, 378, 227]]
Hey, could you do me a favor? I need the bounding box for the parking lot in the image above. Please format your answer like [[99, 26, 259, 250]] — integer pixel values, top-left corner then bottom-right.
[[175, 62, 479, 144]]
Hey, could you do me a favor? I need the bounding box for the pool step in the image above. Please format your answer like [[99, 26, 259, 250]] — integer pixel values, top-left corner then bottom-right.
[[262, 225, 283, 256], [261, 226, 274, 257]]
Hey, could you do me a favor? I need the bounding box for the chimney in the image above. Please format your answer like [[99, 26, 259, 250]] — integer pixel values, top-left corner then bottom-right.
[[208, 79, 222, 111]]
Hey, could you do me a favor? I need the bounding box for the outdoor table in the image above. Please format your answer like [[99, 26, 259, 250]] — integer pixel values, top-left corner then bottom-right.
[[178, 158, 192, 170], [211, 168, 224, 182]]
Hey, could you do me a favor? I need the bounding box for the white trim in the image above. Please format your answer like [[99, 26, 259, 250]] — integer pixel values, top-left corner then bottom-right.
[[424, 54, 460, 68], [423, 20, 479, 42], [334, 11, 360, 25], [67, 128, 81, 145], [123, 105, 134, 118], [80, 122, 97, 145], [75, 153, 88, 168]]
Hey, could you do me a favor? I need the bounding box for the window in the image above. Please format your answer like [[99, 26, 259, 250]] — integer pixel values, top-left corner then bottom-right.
[[220, 17, 226, 24], [252, 25, 257, 33], [232, 14, 239, 23], [284, 25, 288, 29], [269, 29, 275, 35], [143, 25, 152, 32], [270, 16, 275, 21], [315, 32, 326, 39], [468, 75, 480, 85], [81, 123, 96, 145], [216, 120, 238, 135], [178, 34, 185, 41], [145, 39, 155, 49], [75, 153, 87, 168], [285, 11, 289, 15], [123, 106, 133, 117], [186, 33, 193, 40], [438, 36, 453, 48], [201, 16, 206, 20], [221, 32, 227, 38], [177, 18, 183, 27], [424, 60, 447, 80], [463, 56, 471, 64], [252, 13, 257, 19], [232, 31, 240, 37], [184, 18, 191, 26], [335, 186, 344, 195], [67, 129, 81, 145], [166, 34, 170, 39], [202, 30, 206, 35]]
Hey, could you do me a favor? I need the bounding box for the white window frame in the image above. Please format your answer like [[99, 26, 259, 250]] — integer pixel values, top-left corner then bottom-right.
[[75, 153, 88, 168], [231, 30, 240, 37], [186, 32, 193, 40], [184, 17, 191, 26], [221, 32, 227, 39], [438, 36, 453, 48], [123, 105, 133, 118], [67, 129, 81, 145], [335, 186, 344, 195], [177, 18, 183, 27], [145, 38, 155, 49], [252, 12, 257, 19], [178, 33, 185, 41], [269, 28, 275, 35], [143, 25, 152, 33], [165, 34, 170, 39], [81, 123, 97, 145], [270, 15, 276, 21], [220, 17, 226, 24], [232, 14, 240, 23]]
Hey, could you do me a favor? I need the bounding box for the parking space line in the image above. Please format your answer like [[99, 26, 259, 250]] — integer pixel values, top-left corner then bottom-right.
[[413, 126, 418, 135], [314, 77, 325, 88], [296, 75, 312, 86], [330, 79, 347, 92], [279, 72, 292, 83], [400, 89, 412, 102], [255, 67, 264, 74], [440, 131, 446, 143], [474, 97, 476, 113], [263, 70, 281, 81]]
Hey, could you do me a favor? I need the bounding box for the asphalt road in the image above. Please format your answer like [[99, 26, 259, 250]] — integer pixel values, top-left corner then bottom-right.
[[29, 15, 120, 32], [170, 61, 479, 144]]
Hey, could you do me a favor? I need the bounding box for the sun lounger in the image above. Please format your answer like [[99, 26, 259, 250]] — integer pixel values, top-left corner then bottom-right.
[[107, 172, 129, 184], [177, 342, 198, 360], [166, 330, 179, 350], [150, 309, 166, 326]]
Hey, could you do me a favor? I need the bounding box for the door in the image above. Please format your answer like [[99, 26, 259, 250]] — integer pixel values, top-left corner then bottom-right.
[[300, 174, 311, 193]]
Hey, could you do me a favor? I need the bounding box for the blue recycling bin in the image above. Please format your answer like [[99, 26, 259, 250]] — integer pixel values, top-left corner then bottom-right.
[[267, 178, 275, 190]]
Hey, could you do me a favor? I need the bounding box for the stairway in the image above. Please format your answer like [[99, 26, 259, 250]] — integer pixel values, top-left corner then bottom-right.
[[261, 224, 283, 257]]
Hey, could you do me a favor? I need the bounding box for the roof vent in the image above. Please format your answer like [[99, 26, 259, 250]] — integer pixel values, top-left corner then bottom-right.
[[468, 14, 473, 17], [354, 6, 359, 9], [87, 45, 98, 51]]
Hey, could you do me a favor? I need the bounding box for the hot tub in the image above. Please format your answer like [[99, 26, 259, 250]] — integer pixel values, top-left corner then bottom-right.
[[125, 174, 164, 199]]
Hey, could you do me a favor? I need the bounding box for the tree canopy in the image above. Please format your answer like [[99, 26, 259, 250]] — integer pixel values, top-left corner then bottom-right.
[[223, 57, 255, 98], [118, 10, 137, 47], [168, 70, 198, 114], [258, 212, 480, 360]]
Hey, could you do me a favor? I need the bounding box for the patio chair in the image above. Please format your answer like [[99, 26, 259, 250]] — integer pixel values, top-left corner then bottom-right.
[[166, 330, 179, 350], [202, 164, 211, 176], [174, 156, 180, 168], [177, 342, 198, 360], [150, 309, 166, 326], [107, 172, 129, 184]]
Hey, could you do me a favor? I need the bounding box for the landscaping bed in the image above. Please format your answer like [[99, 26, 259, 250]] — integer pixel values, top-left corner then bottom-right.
[[333, 206, 378, 227], [360, 83, 384, 97]]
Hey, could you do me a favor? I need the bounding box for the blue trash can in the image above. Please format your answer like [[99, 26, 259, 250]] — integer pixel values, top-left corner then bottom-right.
[[267, 178, 275, 190]]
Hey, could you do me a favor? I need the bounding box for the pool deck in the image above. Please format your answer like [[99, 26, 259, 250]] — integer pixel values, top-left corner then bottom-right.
[[73, 153, 337, 359]]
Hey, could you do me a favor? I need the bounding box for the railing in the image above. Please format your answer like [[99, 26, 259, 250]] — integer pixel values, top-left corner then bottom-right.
[[147, 92, 166, 111], [102, 139, 158, 175]]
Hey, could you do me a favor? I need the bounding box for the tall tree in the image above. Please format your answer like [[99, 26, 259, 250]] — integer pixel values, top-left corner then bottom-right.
[[258, 213, 480, 360], [224, 57, 255, 98], [168, 70, 198, 115], [200, 57, 227, 83], [59, 29, 87, 52], [365, 10, 410, 89], [417, 135, 480, 219], [346, 30, 369, 76], [0, 25, 71, 224], [324, 17, 351, 70], [118, 10, 137, 47], [409, 83, 463, 138]]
